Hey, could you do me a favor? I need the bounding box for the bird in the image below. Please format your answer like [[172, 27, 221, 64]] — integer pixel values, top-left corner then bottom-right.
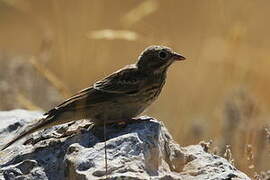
[[1, 45, 186, 150]]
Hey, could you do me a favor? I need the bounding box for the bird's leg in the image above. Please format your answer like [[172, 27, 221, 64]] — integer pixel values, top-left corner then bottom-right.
[[89, 117, 153, 141], [116, 117, 153, 125]]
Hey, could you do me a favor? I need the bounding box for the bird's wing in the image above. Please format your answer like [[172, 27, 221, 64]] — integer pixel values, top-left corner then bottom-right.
[[44, 65, 144, 117], [44, 87, 99, 117], [94, 65, 144, 94]]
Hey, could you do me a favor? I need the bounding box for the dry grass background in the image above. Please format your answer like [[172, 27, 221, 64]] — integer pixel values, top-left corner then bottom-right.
[[0, 0, 270, 178]]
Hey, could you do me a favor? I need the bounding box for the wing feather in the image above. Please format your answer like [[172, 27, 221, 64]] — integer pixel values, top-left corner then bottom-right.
[[45, 65, 144, 118], [94, 65, 143, 94]]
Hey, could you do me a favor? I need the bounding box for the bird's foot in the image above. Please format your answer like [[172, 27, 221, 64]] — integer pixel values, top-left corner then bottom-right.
[[107, 117, 152, 128], [89, 117, 153, 141], [90, 116, 153, 131]]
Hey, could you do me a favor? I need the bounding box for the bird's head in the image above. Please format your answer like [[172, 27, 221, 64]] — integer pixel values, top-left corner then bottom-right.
[[136, 45, 186, 73]]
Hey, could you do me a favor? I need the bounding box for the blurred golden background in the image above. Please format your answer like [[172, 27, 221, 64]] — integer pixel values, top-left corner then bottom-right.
[[0, 0, 269, 178]]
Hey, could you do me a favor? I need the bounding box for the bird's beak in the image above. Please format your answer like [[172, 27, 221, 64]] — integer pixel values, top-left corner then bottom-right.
[[172, 52, 186, 61]]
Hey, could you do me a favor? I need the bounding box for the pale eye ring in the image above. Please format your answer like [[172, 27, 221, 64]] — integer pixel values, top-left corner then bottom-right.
[[158, 51, 168, 59]]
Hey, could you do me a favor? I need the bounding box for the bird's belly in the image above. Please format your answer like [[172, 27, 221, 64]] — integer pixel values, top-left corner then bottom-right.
[[87, 83, 163, 124], [89, 96, 150, 124]]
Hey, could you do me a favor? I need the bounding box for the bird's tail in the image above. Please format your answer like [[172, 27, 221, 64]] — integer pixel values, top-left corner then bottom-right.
[[1, 116, 56, 151]]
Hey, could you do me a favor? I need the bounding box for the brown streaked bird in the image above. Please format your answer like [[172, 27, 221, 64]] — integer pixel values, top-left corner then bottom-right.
[[1, 45, 186, 150]]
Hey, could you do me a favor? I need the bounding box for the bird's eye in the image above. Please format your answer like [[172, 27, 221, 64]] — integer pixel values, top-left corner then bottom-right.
[[158, 51, 168, 59]]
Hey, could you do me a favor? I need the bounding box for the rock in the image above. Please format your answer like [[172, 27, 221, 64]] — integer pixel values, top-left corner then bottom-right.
[[0, 110, 250, 180]]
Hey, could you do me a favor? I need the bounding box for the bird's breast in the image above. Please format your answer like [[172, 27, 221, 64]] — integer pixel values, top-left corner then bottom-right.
[[139, 79, 165, 104]]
